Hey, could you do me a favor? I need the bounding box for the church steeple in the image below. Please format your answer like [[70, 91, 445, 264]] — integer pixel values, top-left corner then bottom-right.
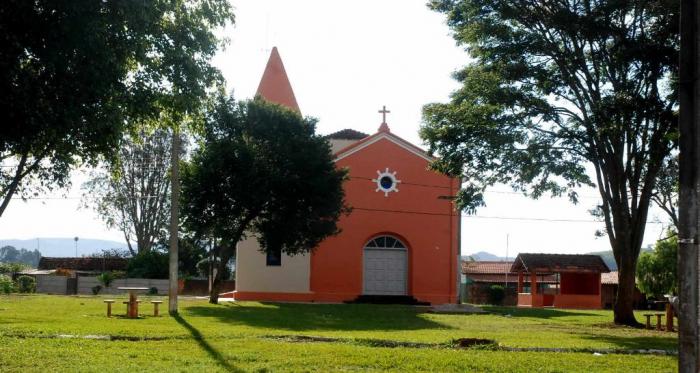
[[256, 47, 300, 113]]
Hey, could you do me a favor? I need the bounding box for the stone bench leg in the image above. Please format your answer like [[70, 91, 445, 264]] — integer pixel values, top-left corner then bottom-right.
[[153, 303, 160, 317], [655, 314, 663, 331], [644, 315, 652, 329], [106, 303, 112, 317]]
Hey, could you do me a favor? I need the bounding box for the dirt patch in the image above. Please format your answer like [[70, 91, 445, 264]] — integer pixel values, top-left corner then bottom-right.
[[453, 338, 497, 348], [263, 334, 439, 349]]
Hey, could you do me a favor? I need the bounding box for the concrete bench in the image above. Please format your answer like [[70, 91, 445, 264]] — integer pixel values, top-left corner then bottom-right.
[[643, 313, 664, 330], [151, 300, 163, 316], [104, 300, 115, 317], [122, 300, 142, 316]]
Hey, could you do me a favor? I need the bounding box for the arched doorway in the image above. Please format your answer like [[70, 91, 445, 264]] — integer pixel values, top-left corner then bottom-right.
[[362, 235, 407, 295]]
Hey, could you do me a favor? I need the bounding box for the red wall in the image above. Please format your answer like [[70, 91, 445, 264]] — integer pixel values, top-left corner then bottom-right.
[[309, 136, 459, 304], [560, 273, 600, 295]]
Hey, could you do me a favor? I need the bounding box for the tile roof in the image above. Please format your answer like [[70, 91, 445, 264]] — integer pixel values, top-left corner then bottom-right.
[[462, 261, 514, 274], [325, 129, 369, 140], [38, 257, 128, 272], [510, 253, 610, 273]]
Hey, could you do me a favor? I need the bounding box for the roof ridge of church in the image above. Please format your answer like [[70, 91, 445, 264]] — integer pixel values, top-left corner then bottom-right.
[[325, 129, 369, 140], [255, 46, 300, 113], [333, 130, 434, 163]]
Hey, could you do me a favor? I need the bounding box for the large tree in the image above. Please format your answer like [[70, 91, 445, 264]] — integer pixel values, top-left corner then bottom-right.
[[651, 156, 678, 229], [637, 233, 678, 299], [422, 0, 678, 325], [182, 97, 349, 303], [83, 129, 179, 256], [0, 0, 233, 218]]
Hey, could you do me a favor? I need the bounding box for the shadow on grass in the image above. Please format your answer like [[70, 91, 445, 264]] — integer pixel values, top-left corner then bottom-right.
[[577, 332, 678, 351], [186, 302, 451, 332], [483, 306, 601, 319], [174, 314, 243, 372]]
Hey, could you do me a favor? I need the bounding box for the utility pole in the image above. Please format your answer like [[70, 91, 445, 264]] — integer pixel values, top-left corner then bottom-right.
[[168, 124, 180, 315], [679, 1, 700, 371], [504, 234, 509, 289]]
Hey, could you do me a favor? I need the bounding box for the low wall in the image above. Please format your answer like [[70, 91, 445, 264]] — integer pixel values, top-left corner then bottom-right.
[[518, 292, 602, 309], [36, 274, 69, 295], [553, 294, 601, 309], [34, 276, 230, 296], [77, 277, 170, 295], [464, 283, 517, 306], [181, 279, 235, 296]]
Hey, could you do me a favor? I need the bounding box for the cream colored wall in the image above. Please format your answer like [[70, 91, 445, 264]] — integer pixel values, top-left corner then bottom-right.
[[235, 236, 311, 293], [329, 139, 358, 153]]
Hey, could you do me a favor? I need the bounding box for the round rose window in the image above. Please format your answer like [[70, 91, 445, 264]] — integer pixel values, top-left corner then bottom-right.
[[373, 168, 401, 197]]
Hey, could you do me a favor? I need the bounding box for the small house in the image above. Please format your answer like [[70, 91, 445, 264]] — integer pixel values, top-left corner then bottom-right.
[[461, 261, 557, 305], [511, 253, 610, 309]]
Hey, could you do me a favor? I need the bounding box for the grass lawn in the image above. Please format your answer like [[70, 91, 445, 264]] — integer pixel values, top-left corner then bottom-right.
[[0, 295, 677, 372]]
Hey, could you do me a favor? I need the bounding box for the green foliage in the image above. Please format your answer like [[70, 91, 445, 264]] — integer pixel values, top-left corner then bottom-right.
[[91, 285, 102, 295], [127, 250, 169, 279], [0, 262, 29, 275], [111, 271, 127, 280], [423, 0, 678, 325], [0, 246, 41, 267], [0, 0, 234, 218], [487, 285, 506, 305], [0, 274, 15, 294], [83, 130, 179, 256], [96, 272, 114, 288], [182, 96, 349, 301], [16, 275, 35, 293], [637, 234, 678, 298], [170, 237, 208, 278]]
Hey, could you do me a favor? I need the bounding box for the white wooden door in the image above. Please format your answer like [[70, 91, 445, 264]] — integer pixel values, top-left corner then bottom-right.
[[363, 248, 407, 295]]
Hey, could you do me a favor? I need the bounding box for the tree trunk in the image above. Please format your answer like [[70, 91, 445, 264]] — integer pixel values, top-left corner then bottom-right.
[[209, 246, 233, 304], [0, 153, 28, 218], [614, 254, 640, 326]]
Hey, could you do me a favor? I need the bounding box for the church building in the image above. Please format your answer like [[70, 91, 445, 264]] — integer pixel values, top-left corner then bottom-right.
[[232, 48, 460, 305]]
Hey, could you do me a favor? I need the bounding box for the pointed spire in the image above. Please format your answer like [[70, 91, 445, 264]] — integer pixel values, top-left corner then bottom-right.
[[256, 47, 300, 113]]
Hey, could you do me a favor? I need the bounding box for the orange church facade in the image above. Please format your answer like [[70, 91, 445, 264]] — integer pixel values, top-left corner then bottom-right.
[[231, 48, 460, 305]]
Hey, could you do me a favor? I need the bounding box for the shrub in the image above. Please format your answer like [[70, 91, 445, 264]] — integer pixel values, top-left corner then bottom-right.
[[111, 271, 127, 279], [0, 274, 14, 294], [91, 285, 102, 295], [148, 287, 158, 295], [127, 251, 169, 279], [16, 275, 36, 293], [96, 272, 114, 288], [487, 285, 506, 305], [0, 262, 28, 275]]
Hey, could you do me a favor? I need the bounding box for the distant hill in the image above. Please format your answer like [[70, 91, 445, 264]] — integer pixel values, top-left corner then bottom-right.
[[587, 250, 617, 271], [464, 251, 509, 261], [0, 237, 129, 258], [586, 248, 653, 272]]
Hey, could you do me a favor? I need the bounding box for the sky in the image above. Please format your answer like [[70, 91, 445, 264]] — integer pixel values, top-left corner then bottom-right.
[[0, 0, 669, 257]]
